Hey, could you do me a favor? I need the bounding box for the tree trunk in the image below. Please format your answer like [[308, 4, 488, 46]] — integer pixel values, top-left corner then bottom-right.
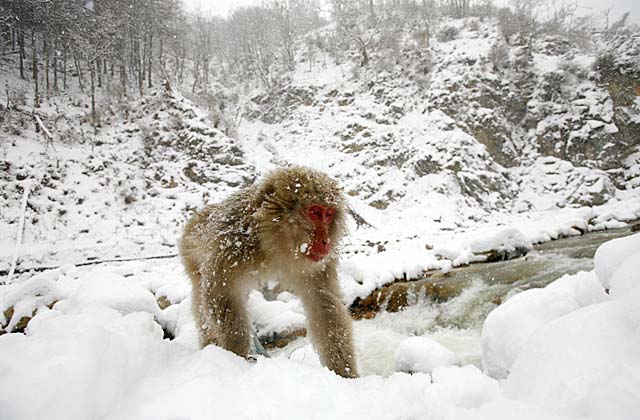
[[147, 32, 153, 88], [360, 45, 369, 67], [32, 30, 39, 108], [19, 30, 25, 80], [63, 43, 67, 91], [53, 37, 58, 93], [120, 56, 127, 96], [97, 58, 102, 88], [74, 54, 84, 92], [140, 36, 146, 89], [136, 36, 143, 95], [203, 57, 209, 87], [44, 37, 50, 99], [159, 36, 164, 75], [90, 60, 97, 135], [191, 60, 199, 93]]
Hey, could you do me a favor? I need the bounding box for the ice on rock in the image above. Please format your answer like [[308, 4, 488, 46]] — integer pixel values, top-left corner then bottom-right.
[[434, 226, 531, 266], [394, 336, 458, 374]]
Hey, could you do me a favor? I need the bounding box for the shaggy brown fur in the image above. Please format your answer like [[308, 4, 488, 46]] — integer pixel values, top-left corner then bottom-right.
[[180, 166, 358, 378]]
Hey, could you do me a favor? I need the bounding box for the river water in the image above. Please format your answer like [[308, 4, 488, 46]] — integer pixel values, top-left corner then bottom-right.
[[352, 226, 636, 376]]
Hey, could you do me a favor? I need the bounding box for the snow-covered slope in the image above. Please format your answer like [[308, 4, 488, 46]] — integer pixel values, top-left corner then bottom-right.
[[0, 90, 253, 272]]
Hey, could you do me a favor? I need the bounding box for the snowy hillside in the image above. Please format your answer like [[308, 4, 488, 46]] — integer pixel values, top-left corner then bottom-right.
[[4, 18, 640, 275]]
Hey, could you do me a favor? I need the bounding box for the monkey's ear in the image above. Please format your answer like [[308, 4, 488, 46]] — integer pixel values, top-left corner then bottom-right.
[[256, 183, 277, 208], [260, 183, 276, 201], [263, 184, 276, 197]]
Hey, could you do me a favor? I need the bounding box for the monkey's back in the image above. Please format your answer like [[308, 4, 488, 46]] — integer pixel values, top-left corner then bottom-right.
[[180, 187, 262, 281]]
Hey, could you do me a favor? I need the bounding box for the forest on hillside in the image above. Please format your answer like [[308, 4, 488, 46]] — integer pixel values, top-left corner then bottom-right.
[[2, 1, 639, 174], [2, 0, 635, 106]]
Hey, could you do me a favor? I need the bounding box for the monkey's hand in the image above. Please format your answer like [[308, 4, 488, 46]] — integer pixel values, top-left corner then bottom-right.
[[297, 271, 359, 378]]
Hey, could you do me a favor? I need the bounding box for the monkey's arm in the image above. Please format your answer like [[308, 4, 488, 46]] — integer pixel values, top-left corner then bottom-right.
[[198, 263, 252, 358], [297, 265, 359, 378]]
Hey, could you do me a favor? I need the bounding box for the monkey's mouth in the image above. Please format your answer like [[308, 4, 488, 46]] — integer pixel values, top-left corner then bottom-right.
[[307, 252, 328, 262], [307, 244, 331, 262]]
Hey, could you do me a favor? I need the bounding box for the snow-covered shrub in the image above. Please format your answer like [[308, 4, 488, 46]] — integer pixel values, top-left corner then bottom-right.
[[437, 25, 460, 42], [7, 89, 27, 108], [489, 42, 509, 71]]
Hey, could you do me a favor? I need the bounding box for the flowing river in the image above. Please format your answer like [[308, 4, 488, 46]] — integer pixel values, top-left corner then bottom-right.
[[349, 226, 637, 375]]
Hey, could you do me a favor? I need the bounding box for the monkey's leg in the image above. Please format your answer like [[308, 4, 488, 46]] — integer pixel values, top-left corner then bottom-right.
[[201, 277, 252, 358], [181, 253, 217, 348], [297, 270, 359, 378], [192, 280, 218, 348]]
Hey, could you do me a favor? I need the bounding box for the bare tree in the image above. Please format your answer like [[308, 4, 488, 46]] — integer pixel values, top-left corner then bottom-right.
[[445, 0, 470, 18]]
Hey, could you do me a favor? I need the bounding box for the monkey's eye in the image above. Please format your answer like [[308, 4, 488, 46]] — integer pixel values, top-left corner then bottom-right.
[[307, 205, 335, 223], [308, 206, 323, 222], [324, 208, 335, 223]]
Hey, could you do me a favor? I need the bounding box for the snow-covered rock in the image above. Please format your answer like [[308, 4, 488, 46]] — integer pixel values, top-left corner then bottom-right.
[[594, 233, 640, 290], [395, 336, 458, 373], [247, 290, 306, 339], [504, 290, 640, 420], [480, 233, 640, 420], [68, 272, 160, 318], [481, 270, 607, 378]]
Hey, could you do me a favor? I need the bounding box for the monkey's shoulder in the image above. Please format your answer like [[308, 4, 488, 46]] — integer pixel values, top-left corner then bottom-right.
[[188, 190, 259, 249]]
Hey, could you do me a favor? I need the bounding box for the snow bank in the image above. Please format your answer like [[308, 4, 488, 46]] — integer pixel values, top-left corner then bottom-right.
[[481, 270, 607, 378], [0, 270, 64, 329], [504, 295, 640, 420], [0, 305, 169, 420], [2, 233, 640, 420], [594, 232, 640, 290], [435, 226, 531, 266], [481, 233, 640, 420], [71, 271, 161, 318], [0, 295, 508, 420]]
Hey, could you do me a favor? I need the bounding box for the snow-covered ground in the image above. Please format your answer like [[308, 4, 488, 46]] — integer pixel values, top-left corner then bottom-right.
[[1, 231, 639, 420]]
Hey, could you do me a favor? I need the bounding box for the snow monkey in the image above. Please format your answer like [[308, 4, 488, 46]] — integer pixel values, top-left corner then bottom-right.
[[180, 166, 358, 378]]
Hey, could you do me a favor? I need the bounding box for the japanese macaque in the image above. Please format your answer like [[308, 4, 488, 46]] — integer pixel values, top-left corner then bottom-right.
[[180, 166, 358, 378]]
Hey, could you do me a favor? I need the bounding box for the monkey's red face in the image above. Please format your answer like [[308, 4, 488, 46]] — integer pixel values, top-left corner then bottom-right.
[[305, 204, 336, 262]]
